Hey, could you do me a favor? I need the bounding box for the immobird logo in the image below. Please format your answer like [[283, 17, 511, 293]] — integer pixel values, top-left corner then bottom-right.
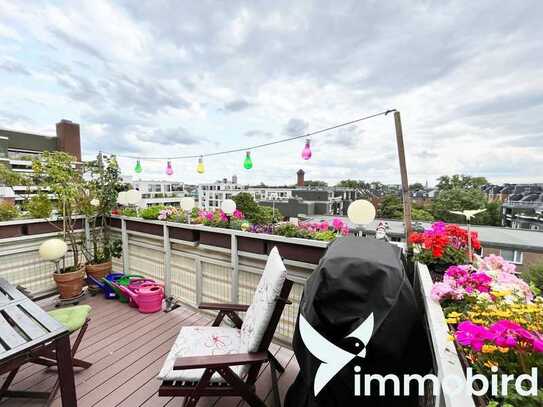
[[299, 313, 374, 396]]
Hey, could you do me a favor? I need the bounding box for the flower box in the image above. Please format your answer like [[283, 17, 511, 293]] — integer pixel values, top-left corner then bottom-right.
[[169, 226, 199, 242], [0, 223, 24, 239], [26, 219, 84, 236], [199, 230, 231, 249], [237, 236, 267, 254], [109, 217, 122, 229], [125, 220, 163, 236], [268, 241, 326, 264]]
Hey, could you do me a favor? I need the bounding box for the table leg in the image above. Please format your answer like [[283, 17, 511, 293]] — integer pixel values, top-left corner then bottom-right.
[[55, 335, 77, 406]]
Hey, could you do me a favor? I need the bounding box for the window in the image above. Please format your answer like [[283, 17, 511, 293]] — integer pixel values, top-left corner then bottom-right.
[[500, 249, 523, 264]]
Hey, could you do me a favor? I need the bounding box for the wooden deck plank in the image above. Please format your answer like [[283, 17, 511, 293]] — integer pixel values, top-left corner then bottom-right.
[[7, 306, 201, 407], [0, 295, 298, 407]]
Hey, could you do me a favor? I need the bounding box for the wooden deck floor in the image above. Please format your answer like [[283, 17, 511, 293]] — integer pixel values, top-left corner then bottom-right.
[[0, 294, 299, 407]]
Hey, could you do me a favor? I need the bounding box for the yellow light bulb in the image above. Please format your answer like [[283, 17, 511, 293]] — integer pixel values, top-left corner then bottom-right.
[[196, 156, 205, 174]]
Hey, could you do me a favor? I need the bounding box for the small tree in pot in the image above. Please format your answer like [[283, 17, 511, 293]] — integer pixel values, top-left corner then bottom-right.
[[32, 151, 87, 299], [82, 153, 123, 284]]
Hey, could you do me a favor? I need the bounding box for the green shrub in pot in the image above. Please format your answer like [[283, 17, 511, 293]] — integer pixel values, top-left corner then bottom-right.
[[0, 200, 19, 221], [140, 205, 165, 220], [25, 193, 53, 219]]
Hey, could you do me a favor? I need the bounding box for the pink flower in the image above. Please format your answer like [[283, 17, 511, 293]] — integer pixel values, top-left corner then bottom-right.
[[332, 218, 344, 231], [456, 321, 490, 351], [319, 221, 329, 231], [534, 338, 543, 353], [233, 210, 244, 220], [340, 226, 350, 236]]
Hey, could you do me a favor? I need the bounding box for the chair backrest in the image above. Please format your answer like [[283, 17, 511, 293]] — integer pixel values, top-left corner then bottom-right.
[[238, 246, 293, 381]]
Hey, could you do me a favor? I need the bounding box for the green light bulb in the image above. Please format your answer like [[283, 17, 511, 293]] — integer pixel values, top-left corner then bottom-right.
[[134, 160, 142, 173], [243, 151, 253, 169]]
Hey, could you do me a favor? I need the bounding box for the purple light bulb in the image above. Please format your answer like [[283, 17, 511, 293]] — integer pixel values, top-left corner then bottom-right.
[[166, 161, 174, 176], [301, 139, 312, 160]]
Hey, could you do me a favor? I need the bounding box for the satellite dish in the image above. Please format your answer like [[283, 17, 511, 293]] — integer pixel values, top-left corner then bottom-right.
[[347, 199, 376, 225]]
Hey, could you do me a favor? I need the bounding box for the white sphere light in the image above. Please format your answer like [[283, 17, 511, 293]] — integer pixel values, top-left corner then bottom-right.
[[221, 199, 237, 215], [347, 199, 376, 225], [39, 238, 68, 261], [117, 191, 128, 206], [180, 197, 195, 212], [126, 189, 142, 205]]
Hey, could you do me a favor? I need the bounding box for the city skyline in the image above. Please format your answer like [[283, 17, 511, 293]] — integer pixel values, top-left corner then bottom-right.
[[1, 1, 542, 185]]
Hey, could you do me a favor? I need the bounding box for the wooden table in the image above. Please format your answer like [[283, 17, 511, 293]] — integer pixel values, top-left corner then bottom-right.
[[0, 278, 77, 406]]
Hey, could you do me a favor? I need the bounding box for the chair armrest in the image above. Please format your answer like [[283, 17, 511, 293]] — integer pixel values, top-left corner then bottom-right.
[[173, 352, 268, 370], [198, 303, 250, 312]]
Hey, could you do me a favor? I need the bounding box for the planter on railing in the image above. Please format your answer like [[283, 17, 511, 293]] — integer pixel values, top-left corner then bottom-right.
[[199, 230, 231, 249], [0, 223, 24, 239], [109, 217, 122, 229], [125, 219, 163, 237], [169, 226, 199, 242], [268, 241, 327, 264], [237, 236, 267, 254]]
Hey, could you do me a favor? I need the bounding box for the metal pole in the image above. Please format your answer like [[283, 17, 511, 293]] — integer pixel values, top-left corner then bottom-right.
[[393, 111, 413, 252], [230, 234, 239, 303], [121, 218, 129, 274]]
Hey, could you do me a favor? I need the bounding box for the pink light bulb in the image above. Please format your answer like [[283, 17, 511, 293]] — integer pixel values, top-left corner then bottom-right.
[[166, 161, 174, 176], [301, 139, 312, 160]]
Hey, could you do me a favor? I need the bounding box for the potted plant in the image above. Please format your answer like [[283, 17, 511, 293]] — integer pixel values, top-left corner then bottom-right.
[[409, 221, 480, 282], [32, 151, 87, 299], [82, 154, 123, 283]]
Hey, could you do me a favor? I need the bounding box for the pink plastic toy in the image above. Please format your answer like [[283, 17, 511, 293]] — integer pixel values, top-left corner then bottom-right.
[[128, 278, 164, 292]]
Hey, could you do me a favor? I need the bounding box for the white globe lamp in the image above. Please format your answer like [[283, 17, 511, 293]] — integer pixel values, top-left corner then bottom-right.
[[221, 199, 237, 216], [347, 199, 376, 225], [180, 197, 195, 212], [117, 191, 128, 206], [126, 189, 142, 206], [39, 238, 68, 261]]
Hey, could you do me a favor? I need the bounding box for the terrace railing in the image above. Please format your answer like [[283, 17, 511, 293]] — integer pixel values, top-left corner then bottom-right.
[[0, 215, 472, 406]]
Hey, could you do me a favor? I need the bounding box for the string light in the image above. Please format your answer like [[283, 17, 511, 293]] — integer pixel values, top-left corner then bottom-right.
[[243, 151, 253, 169], [134, 159, 142, 173], [196, 156, 205, 174], [165, 160, 174, 176], [301, 139, 312, 160]]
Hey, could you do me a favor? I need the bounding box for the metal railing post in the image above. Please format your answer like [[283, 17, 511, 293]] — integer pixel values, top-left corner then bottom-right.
[[163, 223, 172, 299], [195, 258, 203, 306], [121, 218, 129, 274], [230, 233, 239, 303]]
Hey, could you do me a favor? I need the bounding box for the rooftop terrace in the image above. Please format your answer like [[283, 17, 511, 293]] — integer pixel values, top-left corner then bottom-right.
[[0, 294, 298, 407]]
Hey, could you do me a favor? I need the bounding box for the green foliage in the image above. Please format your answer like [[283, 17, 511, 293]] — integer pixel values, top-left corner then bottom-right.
[[522, 263, 543, 296], [378, 195, 403, 219], [0, 200, 19, 221], [274, 223, 311, 239], [122, 207, 138, 217], [251, 206, 282, 224], [0, 163, 30, 189], [336, 179, 361, 188], [25, 193, 52, 219], [409, 182, 425, 191], [32, 151, 86, 269], [411, 208, 434, 221], [91, 239, 122, 264], [140, 205, 165, 220], [232, 193, 259, 218], [472, 201, 502, 226], [436, 174, 488, 190], [313, 230, 336, 241], [432, 188, 486, 223]]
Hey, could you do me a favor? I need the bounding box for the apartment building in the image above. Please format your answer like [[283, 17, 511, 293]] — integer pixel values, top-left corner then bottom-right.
[[126, 177, 186, 208], [0, 120, 81, 203]]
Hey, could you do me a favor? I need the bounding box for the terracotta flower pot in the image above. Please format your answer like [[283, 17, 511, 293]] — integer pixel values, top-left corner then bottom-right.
[[53, 266, 86, 299], [86, 261, 113, 288]]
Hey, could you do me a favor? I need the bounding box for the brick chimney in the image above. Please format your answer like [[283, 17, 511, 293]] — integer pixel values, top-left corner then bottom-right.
[[297, 169, 305, 187], [56, 120, 81, 161]]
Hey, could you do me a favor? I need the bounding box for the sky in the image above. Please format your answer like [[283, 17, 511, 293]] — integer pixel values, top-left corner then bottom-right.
[[1, 1, 542, 186]]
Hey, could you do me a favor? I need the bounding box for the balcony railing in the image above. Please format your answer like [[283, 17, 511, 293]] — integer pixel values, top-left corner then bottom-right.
[[0, 216, 470, 406]]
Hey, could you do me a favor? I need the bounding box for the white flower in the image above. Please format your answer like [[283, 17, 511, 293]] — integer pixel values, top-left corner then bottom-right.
[[90, 198, 100, 207]]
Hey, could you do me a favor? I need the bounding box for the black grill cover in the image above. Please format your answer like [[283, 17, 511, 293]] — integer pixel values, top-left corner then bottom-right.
[[284, 237, 428, 407]]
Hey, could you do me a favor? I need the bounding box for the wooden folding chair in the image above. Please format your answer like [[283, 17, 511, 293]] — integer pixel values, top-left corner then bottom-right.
[[158, 247, 293, 407], [0, 305, 92, 405]]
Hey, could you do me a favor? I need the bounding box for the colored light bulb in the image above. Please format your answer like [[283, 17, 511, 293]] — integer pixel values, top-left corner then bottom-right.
[[134, 160, 142, 173], [243, 151, 253, 169], [165, 160, 174, 176], [196, 156, 205, 174], [301, 139, 312, 160]]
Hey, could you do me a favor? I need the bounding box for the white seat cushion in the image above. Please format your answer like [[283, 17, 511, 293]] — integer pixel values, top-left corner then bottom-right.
[[157, 326, 241, 382]]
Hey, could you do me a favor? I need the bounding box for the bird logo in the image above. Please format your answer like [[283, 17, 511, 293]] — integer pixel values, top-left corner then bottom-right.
[[299, 312, 374, 396]]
